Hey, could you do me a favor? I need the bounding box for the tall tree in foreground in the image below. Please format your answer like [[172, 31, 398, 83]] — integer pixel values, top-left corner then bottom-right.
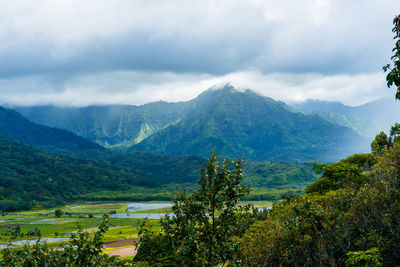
[[135, 153, 252, 266], [383, 14, 400, 100]]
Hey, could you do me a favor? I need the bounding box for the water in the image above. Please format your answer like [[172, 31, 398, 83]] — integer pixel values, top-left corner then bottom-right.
[[109, 213, 167, 219], [0, 217, 35, 223], [11, 237, 70, 245], [126, 202, 172, 212]]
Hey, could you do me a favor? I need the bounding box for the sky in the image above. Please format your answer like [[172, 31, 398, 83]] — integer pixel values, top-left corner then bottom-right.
[[0, 0, 399, 107]]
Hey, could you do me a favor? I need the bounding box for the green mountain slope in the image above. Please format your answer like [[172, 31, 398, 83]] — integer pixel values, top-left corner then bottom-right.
[[14, 101, 191, 149], [131, 86, 366, 162], [0, 106, 104, 154]]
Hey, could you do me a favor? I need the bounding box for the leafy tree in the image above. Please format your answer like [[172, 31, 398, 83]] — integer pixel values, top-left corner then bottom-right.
[[390, 122, 400, 143], [305, 161, 363, 194], [383, 14, 400, 99], [345, 248, 383, 267], [371, 131, 392, 155], [54, 209, 63, 218], [135, 153, 251, 266], [339, 153, 376, 171]]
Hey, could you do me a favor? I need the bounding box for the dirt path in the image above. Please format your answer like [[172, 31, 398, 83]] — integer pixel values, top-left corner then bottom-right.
[[104, 238, 140, 257], [0, 223, 26, 228], [108, 247, 137, 257]]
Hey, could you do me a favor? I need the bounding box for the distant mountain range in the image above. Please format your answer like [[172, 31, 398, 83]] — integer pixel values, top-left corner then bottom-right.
[[292, 98, 400, 138], [11, 85, 369, 162]]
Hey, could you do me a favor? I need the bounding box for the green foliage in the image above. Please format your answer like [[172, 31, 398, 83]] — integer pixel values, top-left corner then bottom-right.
[[390, 122, 400, 143], [339, 153, 376, 171], [243, 160, 317, 187], [371, 131, 392, 155], [0, 132, 318, 212], [135, 153, 256, 266], [54, 209, 63, 218], [239, 140, 400, 266], [383, 14, 400, 100], [305, 161, 364, 194], [345, 248, 383, 267], [0, 135, 151, 212], [0, 215, 129, 266]]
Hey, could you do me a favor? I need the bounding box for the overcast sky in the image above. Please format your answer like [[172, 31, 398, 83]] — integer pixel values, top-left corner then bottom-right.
[[0, 0, 399, 106]]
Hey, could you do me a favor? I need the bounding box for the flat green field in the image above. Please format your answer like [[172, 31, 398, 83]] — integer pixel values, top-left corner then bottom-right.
[[0, 200, 273, 247]]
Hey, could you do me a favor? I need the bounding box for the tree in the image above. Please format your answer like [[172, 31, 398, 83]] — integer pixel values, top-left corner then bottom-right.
[[371, 131, 392, 155], [135, 153, 251, 266], [305, 161, 364, 194], [54, 209, 63, 218], [383, 14, 400, 100], [390, 122, 400, 143]]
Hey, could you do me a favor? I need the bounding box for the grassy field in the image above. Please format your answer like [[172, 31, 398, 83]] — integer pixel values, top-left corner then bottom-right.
[[0, 200, 276, 260], [0, 202, 161, 245], [0, 200, 274, 246]]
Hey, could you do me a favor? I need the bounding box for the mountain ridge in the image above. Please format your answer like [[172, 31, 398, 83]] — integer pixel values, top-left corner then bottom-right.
[[10, 85, 369, 162]]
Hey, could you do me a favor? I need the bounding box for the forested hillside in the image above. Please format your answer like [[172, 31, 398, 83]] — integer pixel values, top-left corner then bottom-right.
[[0, 132, 317, 212], [0, 135, 147, 211]]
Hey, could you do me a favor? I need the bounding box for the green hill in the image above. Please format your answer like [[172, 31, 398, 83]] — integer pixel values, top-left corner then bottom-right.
[[0, 106, 104, 154], [0, 134, 148, 211], [0, 132, 317, 211]]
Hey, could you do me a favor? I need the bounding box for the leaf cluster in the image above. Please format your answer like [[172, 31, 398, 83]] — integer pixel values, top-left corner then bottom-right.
[[135, 153, 259, 266], [383, 14, 400, 99]]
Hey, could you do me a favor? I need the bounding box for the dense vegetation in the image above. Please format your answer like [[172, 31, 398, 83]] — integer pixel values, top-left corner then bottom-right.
[[239, 136, 400, 265], [1, 129, 399, 265], [0, 133, 316, 212], [0, 135, 152, 211], [5, 131, 398, 266]]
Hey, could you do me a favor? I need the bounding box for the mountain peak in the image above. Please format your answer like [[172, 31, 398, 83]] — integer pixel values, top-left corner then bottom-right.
[[206, 83, 238, 93]]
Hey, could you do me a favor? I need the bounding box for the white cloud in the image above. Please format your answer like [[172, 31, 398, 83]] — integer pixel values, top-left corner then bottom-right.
[[0, 0, 398, 75], [0, 70, 391, 107], [0, 1, 398, 106]]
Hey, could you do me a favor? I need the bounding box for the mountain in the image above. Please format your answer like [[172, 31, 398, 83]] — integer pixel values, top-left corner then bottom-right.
[[12, 85, 368, 162], [14, 101, 191, 149], [0, 106, 104, 154], [131, 86, 366, 162], [292, 98, 400, 138]]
